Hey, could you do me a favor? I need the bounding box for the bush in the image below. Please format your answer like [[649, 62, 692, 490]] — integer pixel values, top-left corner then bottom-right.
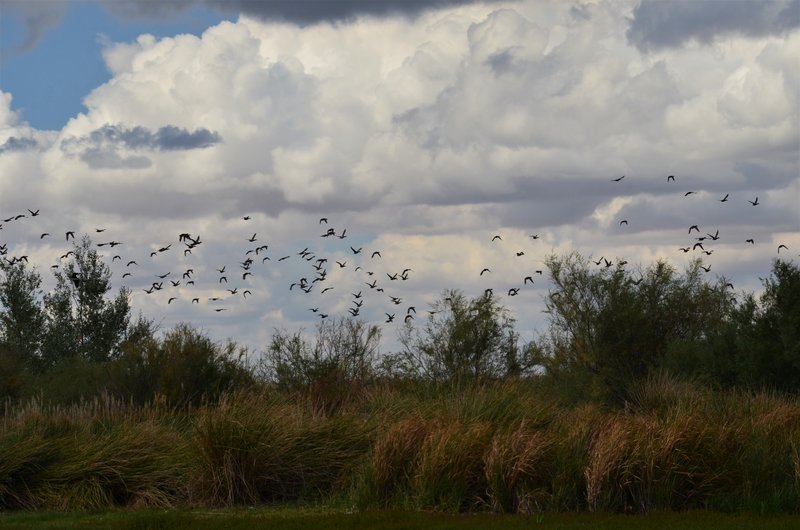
[[387, 290, 521, 384], [529, 253, 734, 405], [262, 317, 380, 415], [107, 323, 254, 408]]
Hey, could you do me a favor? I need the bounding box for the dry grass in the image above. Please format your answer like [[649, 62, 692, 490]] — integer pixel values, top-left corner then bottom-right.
[[1, 378, 799, 514]]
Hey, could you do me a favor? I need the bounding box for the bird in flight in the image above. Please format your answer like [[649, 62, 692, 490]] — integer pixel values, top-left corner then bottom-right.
[[684, 191, 697, 196], [778, 244, 788, 253], [619, 220, 628, 226], [748, 197, 759, 206], [719, 193, 729, 202], [480, 268, 491, 276], [667, 175, 675, 182], [492, 235, 502, 241], [612, 175, 625, 182]]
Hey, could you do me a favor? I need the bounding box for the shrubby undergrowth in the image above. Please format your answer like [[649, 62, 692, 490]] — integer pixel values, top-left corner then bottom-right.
[[0, 247, 799, 513]]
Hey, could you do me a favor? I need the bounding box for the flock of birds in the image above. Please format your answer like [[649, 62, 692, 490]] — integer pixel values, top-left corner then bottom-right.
[[0, 210, 464, 327], [0, 173, 795, 335]]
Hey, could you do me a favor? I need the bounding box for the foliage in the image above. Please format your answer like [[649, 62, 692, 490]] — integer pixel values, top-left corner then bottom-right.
[[527, 253, 735, 404], [388, 290, 521, 384], [263, 317, 380, 414], [40, 236, 131, 366], [0, 260, 45, 372], [663, 259, 800, 392], [1, 380, 800, 515], [107, 323, 254, 408]]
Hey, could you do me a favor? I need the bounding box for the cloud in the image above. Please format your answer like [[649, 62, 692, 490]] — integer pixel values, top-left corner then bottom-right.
[[58, 124, 221, 168], [0, 0, 68, 56], [4, 0, 502, 57], [0, 136, 37, 155], [102, 0, 508, 25], [627, 0, 800, 51]]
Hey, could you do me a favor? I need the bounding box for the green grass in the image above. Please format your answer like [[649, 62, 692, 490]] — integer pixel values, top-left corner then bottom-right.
[[1, 508, 799, 530]]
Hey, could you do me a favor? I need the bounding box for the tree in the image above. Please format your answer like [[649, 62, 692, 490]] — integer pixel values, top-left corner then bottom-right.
[[108, 323, 253, 408], [0, 260, 45, 371], [389, 289, 521, 383], [529, 253, 735, 404], [264, 317, 380, 414], [757, 259, 800, 389], [41, 236, 131, 366]]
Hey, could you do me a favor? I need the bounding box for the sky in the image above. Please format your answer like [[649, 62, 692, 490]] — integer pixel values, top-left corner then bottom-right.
[[0, 0, 798, 356]]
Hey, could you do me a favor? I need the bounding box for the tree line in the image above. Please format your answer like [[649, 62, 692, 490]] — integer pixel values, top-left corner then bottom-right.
[[1, 237, 798, 408]]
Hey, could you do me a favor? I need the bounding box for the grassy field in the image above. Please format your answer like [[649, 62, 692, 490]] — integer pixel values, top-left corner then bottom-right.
[[1, 508, 799, 530], [1, 377, 799, 515]]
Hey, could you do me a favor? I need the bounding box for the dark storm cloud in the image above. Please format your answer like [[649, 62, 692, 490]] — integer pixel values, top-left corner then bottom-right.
[[63, 124, 221, 152], [9, 0, 502, 55], [0, 136, 37, 155], [150, 125, 222, 150], [103, 0, 508, 25], [627, 0, 800, 51], [61, 124, 221, 168]]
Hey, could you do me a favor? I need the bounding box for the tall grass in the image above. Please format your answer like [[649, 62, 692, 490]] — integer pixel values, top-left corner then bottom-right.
[[1, 377, 799, 514]]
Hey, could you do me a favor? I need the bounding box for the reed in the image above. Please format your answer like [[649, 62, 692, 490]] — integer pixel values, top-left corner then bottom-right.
[[0, 378, 798, 514]]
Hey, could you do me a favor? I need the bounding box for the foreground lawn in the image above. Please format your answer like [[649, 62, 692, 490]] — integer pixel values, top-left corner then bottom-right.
[[0, 508, 798, 530]]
